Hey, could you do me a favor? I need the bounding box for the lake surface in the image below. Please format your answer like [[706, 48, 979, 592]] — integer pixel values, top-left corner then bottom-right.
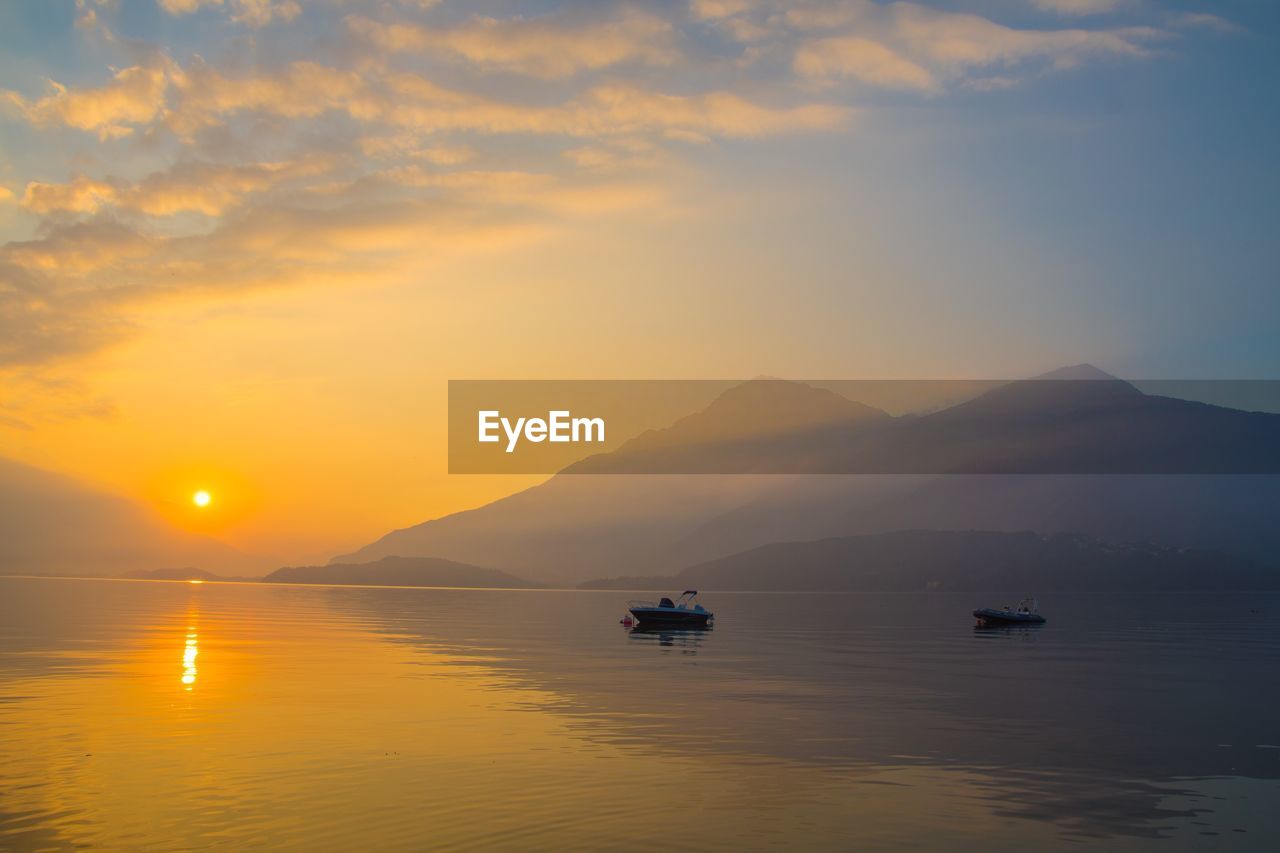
[[1, 577, 1278, 851]]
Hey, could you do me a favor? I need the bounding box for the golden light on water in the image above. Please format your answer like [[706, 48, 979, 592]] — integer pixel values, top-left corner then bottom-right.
[[181, 630, 198, 690], [192, 490, 211, 508]]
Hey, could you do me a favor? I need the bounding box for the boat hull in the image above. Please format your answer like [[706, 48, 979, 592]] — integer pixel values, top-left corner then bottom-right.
[[628, 607, 712, 626], [973, 608, 1046, 625]]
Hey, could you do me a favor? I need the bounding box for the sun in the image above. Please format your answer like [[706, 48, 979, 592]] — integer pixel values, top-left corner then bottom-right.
[[192, 490, 212, 508]]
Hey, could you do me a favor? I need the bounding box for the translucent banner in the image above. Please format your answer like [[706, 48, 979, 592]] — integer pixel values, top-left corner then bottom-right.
[[447, 378, 1280, 474]]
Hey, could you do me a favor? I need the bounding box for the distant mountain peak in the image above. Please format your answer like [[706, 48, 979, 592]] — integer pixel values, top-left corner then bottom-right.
[[1032, 364, 1120, 381], [563, 379, 889, 472], [701, 378, 887, 422]]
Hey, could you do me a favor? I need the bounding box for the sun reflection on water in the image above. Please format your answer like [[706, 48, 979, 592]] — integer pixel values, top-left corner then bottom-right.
[[181, 628, 198, 689]]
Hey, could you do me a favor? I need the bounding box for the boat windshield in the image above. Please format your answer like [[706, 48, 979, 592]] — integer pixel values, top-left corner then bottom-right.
[[628, 592, 704, 611]]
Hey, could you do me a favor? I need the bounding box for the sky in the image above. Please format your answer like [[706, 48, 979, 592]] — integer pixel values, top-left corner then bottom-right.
[[1, 0, 1277, 562]]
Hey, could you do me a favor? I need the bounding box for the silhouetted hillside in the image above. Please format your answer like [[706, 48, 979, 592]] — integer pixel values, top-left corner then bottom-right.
[[570, 371, 1280, 474], [582, 530, 1278, 592], [566, 378, 890, 473], [339, 369, 1280, 584], [334, 474, 784, 585], [265, 555, 539, 588]]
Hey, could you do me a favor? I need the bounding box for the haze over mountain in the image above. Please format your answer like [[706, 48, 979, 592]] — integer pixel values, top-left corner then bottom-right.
[[339, 368, 1280, 585], [568, 368, 1280, 474], [0, 457, 266, 577], [265, 555, 537, 588], [336, 474, 783, 585], [581, 530, 1278, 592], [565, 378, 891, 473], [123, 567, 246, 582]]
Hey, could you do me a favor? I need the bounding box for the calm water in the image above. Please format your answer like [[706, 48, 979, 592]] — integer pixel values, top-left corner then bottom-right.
[[1, 577, 1278, 851]]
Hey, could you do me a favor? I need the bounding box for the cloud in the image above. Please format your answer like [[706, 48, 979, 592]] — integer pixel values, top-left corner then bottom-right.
[[783, 3, 870, 31], [2, 62, 169, 139], [0, 0, 1218, 374], [124, 161, 291, 216], [0, 1, 852, 370], [157, 0, 300, 27], [691, 0, 754, 20], [1170, 12, 1243, 35], [371, 73, 851, 138], [229, 0, 300, 26], [794, 37, 938, 92], [562, 138, 661, 172], [1030, 0, 1130, 16], [0, 260, 135, 366], [564, 146, 620, 169], [0, 159, 670, 367], [787, 1, 1163, 89], [158, 59, 848, 141], [571, 85, 849, 138], [3, 220, 154, 275], [4, 2, 1162, 143], [690, 0, 780, 44], [19, 158, 332, 218], [73, 0, 109, 31], [0, 188, 569, 368], [890, 6, 1159, 69], [21, 177, 120, 215], [157, 0, 213, 11], [167, 58, 365, 137], [346, 9, 676, 78], [359, 135, 476, 165], [0, 369, 122, 429]]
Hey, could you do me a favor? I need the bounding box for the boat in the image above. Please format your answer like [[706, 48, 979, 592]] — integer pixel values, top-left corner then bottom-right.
[[973, 597, 1046, 627], [627, 590, 713, 627]]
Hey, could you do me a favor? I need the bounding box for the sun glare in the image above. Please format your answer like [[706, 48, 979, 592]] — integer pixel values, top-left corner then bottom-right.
[[193, 490, 212, 508], [182, 629, 198, 689]]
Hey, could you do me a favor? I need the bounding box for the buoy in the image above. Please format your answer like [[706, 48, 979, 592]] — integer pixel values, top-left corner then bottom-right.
[[620, 616, 635, 627]]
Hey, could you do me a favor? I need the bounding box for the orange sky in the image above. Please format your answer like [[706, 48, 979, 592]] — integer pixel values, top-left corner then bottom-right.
[[0, 0, 1265, 563]]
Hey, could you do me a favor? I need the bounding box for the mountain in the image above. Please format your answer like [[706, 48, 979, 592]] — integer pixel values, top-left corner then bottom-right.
[[123, 567, 247, 582], [1033, 363, 1119, 381], [264, 555, 539, 588], [851, 373, 1280, 475], [571, 369, 1280, 475], [668, 472, 1280, 573], [335, 379, 897, 582], [566, 378, 890, 473], [335, 473, 790, 585], [338, 368, 1280, 584], [0, 456, 265, 577], [582, 530, 1279, 592]]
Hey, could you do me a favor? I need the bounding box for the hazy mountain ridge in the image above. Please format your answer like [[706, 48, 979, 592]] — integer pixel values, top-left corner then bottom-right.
[[565, 378, 891, 473], [265, 555, 539, 588], [338, 367, 1280, 584], [123, 567, 249, 582], [335, 474, 783, 584], [581, 530, 1278, 592], [570, 373, 1280, 475]]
